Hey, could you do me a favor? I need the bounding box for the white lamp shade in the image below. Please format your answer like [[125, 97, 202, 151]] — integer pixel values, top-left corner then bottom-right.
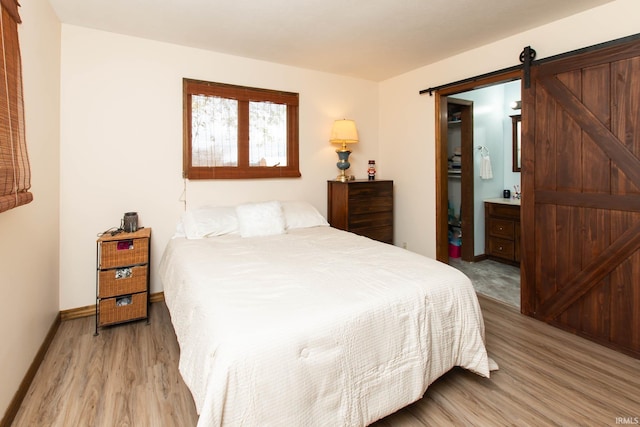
[[330, 119, 359, 144]]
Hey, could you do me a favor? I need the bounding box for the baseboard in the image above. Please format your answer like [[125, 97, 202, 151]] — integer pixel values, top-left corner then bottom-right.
[[60, 291, 165, 321], [149, 292, 165, 304], [60, 304, 95, 321], [0, 313, 61, 427]]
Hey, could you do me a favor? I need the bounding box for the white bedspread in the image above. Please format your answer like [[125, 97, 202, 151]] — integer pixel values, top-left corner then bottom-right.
[[159, 227, 492, 427]]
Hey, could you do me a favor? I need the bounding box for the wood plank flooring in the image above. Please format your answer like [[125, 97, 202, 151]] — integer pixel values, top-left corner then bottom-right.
[[13, 297, 640, 426], [13, 303, 198, 427]]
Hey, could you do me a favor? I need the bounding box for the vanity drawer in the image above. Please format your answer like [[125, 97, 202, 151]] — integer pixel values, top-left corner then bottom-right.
[[487, 202, 520, 220], [488, 237, 515, 260], [488, 218, 515, 239]]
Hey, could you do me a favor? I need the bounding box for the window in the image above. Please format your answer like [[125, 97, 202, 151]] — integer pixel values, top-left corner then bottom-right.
[[183, 79, 300, 179], [0, 0, 31, 213]]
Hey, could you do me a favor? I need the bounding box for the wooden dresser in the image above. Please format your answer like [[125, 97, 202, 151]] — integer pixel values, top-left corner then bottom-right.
[[327, 180, 393, 244], [484, 199, 520, 266]]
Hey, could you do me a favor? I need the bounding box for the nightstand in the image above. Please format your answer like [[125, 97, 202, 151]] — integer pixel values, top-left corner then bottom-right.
[[95, 227, 151, 335], [327, 180, 393, 244]]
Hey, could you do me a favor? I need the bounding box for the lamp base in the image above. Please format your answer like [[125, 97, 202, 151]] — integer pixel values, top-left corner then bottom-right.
[[335, 149, 351, 182]]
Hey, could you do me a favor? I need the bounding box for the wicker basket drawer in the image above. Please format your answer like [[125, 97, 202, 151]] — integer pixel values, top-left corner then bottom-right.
[[99, 292, 147, 326], [100, 237, 149, 269], [99, 265, 147, 298]]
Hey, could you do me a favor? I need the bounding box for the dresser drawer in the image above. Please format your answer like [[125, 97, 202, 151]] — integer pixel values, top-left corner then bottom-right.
[[349, 196, 393, 215], [348, 182, 393, 199], [352, 226, 393, 244], [488, 218, 515, 239], [99, 265, 148, 298], [100, 237, 149, 269], [348, 211, 393, 229], [488, 237, 515, 259]]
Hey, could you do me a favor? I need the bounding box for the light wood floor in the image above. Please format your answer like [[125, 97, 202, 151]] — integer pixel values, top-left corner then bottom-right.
[[13, 296, 640, 426]]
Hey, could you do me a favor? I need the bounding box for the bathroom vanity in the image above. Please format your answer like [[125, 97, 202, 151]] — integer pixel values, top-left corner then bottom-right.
[[484, 198, 521, 266]]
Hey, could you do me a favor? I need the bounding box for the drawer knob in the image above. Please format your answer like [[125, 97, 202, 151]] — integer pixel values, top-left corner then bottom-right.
[[499, 226, 503, 230], [498, 246, 503, 250]]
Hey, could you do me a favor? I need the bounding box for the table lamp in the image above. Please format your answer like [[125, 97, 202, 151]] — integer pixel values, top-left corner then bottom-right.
[[330, 119, 358, 182]]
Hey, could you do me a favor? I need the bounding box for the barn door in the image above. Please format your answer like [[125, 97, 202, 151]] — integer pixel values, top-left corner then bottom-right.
[[521, 36, 640, 358]]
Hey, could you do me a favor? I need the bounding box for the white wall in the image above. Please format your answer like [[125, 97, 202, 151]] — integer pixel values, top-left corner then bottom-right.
[[59, 26, 380, 310], [0, 0, 60, 419], [379, 0, 640, 258]]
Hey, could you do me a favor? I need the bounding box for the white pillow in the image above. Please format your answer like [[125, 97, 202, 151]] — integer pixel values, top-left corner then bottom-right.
[[281, 201, 329, 229], [182, 206, 238, 239], [236, 201, 286, 237]]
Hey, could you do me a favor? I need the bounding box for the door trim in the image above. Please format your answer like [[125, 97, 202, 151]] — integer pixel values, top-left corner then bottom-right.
[[446, 98, 474, 262]]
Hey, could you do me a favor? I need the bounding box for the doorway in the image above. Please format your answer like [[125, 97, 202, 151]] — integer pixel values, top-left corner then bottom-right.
[[435, 70, 522, 308], [436, 70, 522, 263]]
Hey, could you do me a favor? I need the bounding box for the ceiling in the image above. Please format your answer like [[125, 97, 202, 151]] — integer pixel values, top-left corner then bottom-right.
[[48, 0, 613, 81]]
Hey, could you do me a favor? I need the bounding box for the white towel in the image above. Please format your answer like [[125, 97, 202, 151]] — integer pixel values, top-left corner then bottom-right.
[[480, 156, 493, 180]]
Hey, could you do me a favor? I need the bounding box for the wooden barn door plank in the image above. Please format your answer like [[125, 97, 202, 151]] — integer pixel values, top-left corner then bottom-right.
[[522, 35, 640, 358]]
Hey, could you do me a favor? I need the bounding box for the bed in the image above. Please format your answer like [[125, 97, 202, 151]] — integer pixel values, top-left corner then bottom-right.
[[158, 201, 495, 426]]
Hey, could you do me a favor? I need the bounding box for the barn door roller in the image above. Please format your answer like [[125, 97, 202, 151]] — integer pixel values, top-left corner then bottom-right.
[[520, 46, 537, 89], [419, 46, 536, 95]]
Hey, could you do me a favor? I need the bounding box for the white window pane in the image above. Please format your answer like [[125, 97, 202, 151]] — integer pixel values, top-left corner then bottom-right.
[[249, 101, 287, 167], [191, 95, 238, 167]]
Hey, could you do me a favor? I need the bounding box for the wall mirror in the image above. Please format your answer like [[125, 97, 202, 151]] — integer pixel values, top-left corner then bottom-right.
[[511, 114, 521, 172]]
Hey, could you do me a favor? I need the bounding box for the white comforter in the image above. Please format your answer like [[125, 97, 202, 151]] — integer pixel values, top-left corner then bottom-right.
[[159, 227, 492, 427]]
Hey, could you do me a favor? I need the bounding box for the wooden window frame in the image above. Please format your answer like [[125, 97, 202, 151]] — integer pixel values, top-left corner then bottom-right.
[[183, 79, 301, 179]]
